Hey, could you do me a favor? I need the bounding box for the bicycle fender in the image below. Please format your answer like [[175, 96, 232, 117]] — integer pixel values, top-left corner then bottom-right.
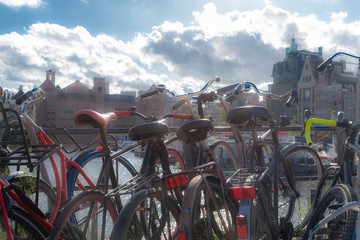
[[280, 142, 300, 156], [111, 189, 149, 239], [178, 174, 220, 238]]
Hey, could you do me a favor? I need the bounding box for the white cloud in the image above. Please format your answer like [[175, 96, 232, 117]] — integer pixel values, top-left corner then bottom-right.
[[1, 3, 360, 94], [0, 0, 42, 8]]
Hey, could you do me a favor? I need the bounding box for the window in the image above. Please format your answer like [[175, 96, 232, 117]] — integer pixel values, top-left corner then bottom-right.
[[47, 102, 55, 107], [47, 112, 55, 120], [304, 88, 310, 100], [63, 109, 73, 120]]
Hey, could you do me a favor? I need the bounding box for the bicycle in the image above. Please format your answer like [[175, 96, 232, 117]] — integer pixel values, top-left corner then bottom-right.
[[0, 100, 62, 239], [67, 106, 188, 198], [49, 106, 194, 239], [0, 88, 139, 222], [141, 77, 240, 239], [222, 81, 323, 239], [300, 51, 360, 239], [302, 114, 360, 239], [0, 88, 141, 239]]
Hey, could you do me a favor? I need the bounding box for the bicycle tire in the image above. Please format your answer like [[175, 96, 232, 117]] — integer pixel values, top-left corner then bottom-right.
[[157, 147, 186, 173], [179, 176, 237, 240], [10, 174, 56, 219], [295, 165, 338, 231], [283, 145, 323, 230], [110, 188, 180, 240], [0, 205, 49, 239], [302, 184, 358, 240], [210, 140, 238, 176], [49, 190, 118, 240], [66, 151, 137, 198]]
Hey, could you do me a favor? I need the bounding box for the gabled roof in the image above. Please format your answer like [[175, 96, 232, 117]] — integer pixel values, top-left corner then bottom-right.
[[39, 79, 58, 91], [62, 80, 90, 94]]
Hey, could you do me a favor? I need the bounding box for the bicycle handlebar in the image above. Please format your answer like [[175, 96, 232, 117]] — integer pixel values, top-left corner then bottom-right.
[[16, 88, 38, 105], [113, 110, 193, 121], [304, 118, 337, 146], [140, 76, 220, 116], [317, 52, 360, 72], [233, 81, 298, 107], [285, 89, 299, 107], [2, 87, 46, 112]]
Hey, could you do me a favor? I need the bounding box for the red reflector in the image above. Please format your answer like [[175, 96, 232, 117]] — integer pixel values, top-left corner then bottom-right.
[[229, 187, 256, 200], [96, 146, 103, 152], [165, 175, 188, 189], [236, 215, 248, 239], [178, 232, 186, 240]]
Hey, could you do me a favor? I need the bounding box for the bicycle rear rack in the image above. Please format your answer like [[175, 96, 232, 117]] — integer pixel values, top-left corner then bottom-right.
[[226, 167, 266, 239], [0, 102, 61, 172]]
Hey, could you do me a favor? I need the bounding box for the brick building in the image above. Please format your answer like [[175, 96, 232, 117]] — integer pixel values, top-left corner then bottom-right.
[[36, 69, 137, 129]]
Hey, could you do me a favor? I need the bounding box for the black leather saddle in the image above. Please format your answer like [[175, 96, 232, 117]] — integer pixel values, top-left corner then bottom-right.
[[226, 106, 271, 126], [128, 122, 170, 141], [176, 119, 214, 144]]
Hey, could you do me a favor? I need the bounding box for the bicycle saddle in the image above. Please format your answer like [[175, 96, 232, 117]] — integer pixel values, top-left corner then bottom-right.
[[226, 106, 271, 126], [74, 109, 117, 128], [128, 122, 170, 141], [176, 119, 214, 144]]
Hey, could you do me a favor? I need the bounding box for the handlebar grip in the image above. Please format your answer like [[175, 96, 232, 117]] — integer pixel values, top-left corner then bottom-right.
[[305, 118, 337, 146], [113, 111, 131, 116], [16, 89, 37, 105], [172, 99, 185, 110], [317, 57, 332, 72], [216, 84, 238, 94], [140, 90, 159, 99], [285, 89, 298, 107], [198, 92, 217, 102], [172, 114, 194, 120]]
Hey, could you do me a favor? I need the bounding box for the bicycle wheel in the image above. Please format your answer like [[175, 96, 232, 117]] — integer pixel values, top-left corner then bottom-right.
[[158, 147, 186, 173], [283, 146, 323, 230], [10, 175, 56, 218], [296, 165, 338, 232], [0, 205, 49, 239], [210, 141, 238, 176], [302, 184, 358, 240], [66, 151, 137, 198], [179, 177, 237, 240], [111, 188, 180, 240], [49, 190, 118, 240]]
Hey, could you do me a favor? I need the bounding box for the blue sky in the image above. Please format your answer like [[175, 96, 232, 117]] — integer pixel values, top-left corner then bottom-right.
[[0, 0, 359, 94]]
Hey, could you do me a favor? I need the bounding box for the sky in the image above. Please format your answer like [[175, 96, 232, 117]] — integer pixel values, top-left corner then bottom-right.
[[1, 0, 360, 95]]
